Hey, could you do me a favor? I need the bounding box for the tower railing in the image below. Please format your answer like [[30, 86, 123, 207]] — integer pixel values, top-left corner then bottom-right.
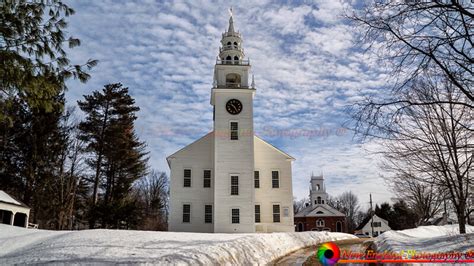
[[216, 59, 250, 65], [219, 45, 244, 53]]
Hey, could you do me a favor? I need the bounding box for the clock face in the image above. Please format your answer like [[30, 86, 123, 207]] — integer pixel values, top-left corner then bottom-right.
[[226, 99, 242, 115]]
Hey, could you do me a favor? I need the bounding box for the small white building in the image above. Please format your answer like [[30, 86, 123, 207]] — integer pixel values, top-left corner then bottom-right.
[[355, 214, 391, 237], [0, 190, 30, 228], [167, 13, 295, 233]]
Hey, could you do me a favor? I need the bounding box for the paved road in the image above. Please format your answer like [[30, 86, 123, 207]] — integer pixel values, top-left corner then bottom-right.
[[273, 238, 373, 266]]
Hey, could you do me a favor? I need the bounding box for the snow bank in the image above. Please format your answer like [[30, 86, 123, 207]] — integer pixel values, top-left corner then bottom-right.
[[0, 224, 356, 264], [375, 224, 474, 253]]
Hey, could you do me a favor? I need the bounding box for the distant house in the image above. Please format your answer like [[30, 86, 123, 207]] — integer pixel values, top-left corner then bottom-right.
[[0, 190, 30, 228], [355, 214, 391, 237], [425, 213, 456, 226], [294, 174, 346, 232]]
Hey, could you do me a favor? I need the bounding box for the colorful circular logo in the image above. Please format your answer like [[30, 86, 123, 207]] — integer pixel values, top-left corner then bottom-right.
[[317, 242, 340, 265]]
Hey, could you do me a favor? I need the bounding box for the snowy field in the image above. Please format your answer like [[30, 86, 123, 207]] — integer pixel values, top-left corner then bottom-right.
[[0, 224, 355, 264], [375, 224, 474, 254]]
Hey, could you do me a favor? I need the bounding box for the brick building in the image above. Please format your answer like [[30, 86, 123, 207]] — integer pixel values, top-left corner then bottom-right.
[[294, 175, 346, 232]]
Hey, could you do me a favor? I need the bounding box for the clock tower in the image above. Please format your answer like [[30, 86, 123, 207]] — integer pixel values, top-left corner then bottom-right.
[[211, 12, 256, 233], [167, 11, 295, 234]]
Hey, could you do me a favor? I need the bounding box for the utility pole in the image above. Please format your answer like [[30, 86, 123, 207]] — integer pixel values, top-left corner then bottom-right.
[[370, 193, 374, 237]]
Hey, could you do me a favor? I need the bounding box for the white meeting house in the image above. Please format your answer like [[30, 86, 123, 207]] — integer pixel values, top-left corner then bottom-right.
[[167, 13, 295, 233]]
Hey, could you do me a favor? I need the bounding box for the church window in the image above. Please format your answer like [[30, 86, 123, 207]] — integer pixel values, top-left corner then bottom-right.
[[316, 184, 320, 191], [203, 170, 211, 188], [225, 55, 232, 64], [255, 205, 261, 223], [227, 41, 232, 46], [184, 169, 191, 187], [316, 219, 324, 227], [205, 205, 212, 224], [226, 73, 241, 87], [273, 204, 280, 223], [233, 56, 239, 63], [230, 122, 239, 140], [316, 211, 324, 214], [231, 175, 239, 195], [182, 204, 191, 223], [272, 171, 280, 188], [317, 197, 322, 204], [254, 171, 260, 188], [233, 41, 238, 47], [231, 208, 240, 224]]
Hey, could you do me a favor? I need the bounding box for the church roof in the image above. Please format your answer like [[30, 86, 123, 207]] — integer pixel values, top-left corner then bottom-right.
[[295, 204, 345, 218], [166, 132, 295, 167], [166, 132, 213, 167], [355, 214, 389, 230], [255, 135, 295, 160]]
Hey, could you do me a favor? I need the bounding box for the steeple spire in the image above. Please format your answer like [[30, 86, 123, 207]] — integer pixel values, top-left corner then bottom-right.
[[228, 7, 235, 33]]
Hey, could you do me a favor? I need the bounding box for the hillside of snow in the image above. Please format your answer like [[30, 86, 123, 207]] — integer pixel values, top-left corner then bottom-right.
[[0, 224, 356, 264], [375, 224, 474, 254]]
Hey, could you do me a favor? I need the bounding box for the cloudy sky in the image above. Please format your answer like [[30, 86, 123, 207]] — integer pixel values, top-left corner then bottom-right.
[[64, 0, 394, 208]]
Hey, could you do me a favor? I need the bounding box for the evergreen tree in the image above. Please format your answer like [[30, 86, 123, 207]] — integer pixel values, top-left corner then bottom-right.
[[374, 202, 392, 221], [391, 200, 417, 230], [1, 0, 97, 119], [1, 0, 96, 229], [0, 90, 68, 226], [78, 83, 148, 229]]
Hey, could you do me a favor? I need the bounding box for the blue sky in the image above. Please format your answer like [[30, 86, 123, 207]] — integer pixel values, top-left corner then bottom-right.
[[64, 0, 393, 207]]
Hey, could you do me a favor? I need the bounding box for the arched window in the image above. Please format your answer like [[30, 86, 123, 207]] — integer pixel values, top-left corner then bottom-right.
[[227, 41, 232, 46], [317, 197, 321, 204], [233, 56, 239, 64], [316, 211, 324, 214], [226, 73, 241, 87], [316, 184, 320, 191], [225, 55, 232, 64], [316, 219, 325, 227], [336, 221, 342, 232]]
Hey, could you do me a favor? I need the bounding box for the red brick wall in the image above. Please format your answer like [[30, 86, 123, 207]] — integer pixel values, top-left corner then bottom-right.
[[294, 216, 347, 233]]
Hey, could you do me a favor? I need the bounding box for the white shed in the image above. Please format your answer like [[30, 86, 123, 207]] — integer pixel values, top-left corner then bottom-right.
[[0, 190, 30, 228]]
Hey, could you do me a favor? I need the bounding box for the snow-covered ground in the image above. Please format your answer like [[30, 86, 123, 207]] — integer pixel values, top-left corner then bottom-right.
[[0, 224, 356, 264], [375, 224, 474, 255]]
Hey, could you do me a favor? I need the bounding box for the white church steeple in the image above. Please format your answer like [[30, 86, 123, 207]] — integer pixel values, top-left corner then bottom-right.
[[309, 174, 328, 206]]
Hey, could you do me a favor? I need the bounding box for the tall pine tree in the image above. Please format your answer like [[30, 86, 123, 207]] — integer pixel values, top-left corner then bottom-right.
[[78, 83, 148, 229]]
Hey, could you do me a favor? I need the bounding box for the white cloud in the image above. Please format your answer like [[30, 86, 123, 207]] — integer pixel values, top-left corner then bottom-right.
[[64, 0, 392, 206]]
